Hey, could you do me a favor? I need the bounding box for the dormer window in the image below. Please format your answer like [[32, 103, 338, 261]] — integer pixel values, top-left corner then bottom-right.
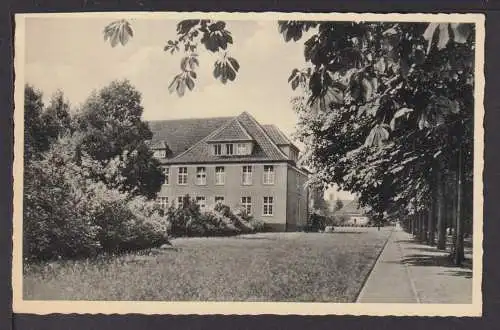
[[154, 149, 166, 158], [236, 143, 248, 155], [213, 144, 222, 155], [212, 142, 253, 156]]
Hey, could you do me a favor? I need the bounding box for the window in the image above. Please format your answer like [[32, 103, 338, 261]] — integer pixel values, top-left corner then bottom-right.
[[242, 165, 252, 185], [196, 167, 206, 185], [177, 196, 185, 209], [157, 196, 168, 209], [177, 167, 188, 185], [196, 196, 206, 211], [263, 165, 275, 184], [226, 143, 234, 155], [213, 144, 222, 155], [241, 196, 252, 215], [215, 196, 225, 205], [162, 167, 170, 185], [154, 150, 166, 158], [236, 143, 247, 155], [215, 166, 225, 185], [263, 196, 274, 216]]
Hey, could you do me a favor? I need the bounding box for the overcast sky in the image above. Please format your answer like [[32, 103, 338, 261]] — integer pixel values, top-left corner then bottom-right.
[[24, 17, 309, 135], [23, 15, 354, 200]]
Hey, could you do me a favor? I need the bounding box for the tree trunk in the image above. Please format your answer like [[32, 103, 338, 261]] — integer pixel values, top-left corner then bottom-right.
[[428, 202, 435, 246], [453, 147, 465, 265], [436, 166, 446, 250], [419, 212, 427, 242], [411, 214, 417, 236]]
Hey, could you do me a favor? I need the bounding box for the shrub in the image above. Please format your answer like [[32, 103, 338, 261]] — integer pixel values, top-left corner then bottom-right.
[[199, 211, 240, 236], [304, 212, 327, 232], [23, 136, 169, 261], [165, 195, 204, 237], [165, 202, 264, 237]]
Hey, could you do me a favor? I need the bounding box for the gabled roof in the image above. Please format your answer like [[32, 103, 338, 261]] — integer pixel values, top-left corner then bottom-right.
[[207, 118, 254, 142], [147, 112, 294, 164], [263, 124, 293, 145], [147, 117, 232, 157], [169, 112, 288, 164]]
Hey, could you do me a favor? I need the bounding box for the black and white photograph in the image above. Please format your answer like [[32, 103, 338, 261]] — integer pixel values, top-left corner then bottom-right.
[[12, 12, 484, 316]]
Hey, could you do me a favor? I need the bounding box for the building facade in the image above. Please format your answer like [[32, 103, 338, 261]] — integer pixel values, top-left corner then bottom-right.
[[334, 199, 371, 226], [148, 111, 309, 231]]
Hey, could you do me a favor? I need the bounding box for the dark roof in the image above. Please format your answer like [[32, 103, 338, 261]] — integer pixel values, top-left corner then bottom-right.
[[207, 118, 254, 142], [147, 117, 232, 157], [263, 124, 293, 145], [168, 112, 288, 164], [147, 112, 294, 164]]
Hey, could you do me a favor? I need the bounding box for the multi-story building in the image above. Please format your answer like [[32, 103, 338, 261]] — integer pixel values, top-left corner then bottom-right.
[[147, 111, 309, 231]]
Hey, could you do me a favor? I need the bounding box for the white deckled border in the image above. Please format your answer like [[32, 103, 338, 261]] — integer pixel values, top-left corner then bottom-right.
[[12, 11, 485, 316]]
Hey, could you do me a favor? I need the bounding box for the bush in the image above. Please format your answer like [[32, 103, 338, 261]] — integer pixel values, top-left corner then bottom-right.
[[23, 137, 169, 261], [164, 195, 203, 237], [304, 212, 327, 232], [165, 201, 264, 237]]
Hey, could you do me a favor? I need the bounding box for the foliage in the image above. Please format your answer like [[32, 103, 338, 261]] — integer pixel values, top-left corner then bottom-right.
[[23, 133, 169, 261], [283, 21, 475, 224], [310, 190, 329, 216], [164, 198, 264, 237], [24, 86, 73, 163], [103, 19, 134, 47], [104, 19, 240, 96], [305, 212, 327, 232], [74, 80, 163, 198], [42, 89, 73, 138], [334, 198, 344, 212]]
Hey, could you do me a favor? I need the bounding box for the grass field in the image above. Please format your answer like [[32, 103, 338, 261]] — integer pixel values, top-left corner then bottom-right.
[[23, 227, 392, 302]]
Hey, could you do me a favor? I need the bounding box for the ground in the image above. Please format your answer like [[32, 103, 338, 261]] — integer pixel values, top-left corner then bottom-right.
[[357, 227, 473, 304], [23, 227, 391, 302]]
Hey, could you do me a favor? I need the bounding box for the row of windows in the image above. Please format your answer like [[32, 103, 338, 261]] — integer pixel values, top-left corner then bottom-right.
[[161, 165, 275, 185], [157, 196, 274, 216], [213, 143, 251, 156]]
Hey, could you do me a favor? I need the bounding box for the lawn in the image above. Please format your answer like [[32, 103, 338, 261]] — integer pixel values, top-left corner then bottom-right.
[[23, 227, 392, 302]]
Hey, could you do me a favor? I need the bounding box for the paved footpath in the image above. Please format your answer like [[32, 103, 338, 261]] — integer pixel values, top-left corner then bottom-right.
[[357, 226, 473, 303]]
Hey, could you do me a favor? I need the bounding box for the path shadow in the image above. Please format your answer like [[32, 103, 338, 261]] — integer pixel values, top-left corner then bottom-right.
[[400, 254, 472, 270], [408, 246, 450, 254], [393, 239, 417, 244], [438, 270, 473, 279], [235, 236, 277, 241]]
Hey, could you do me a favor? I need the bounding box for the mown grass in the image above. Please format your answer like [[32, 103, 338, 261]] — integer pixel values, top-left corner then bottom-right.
[[24, 227, 391, 302]]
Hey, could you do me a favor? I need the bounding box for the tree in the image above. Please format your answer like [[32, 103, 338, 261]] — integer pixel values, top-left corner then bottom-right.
[[74, 80, 163, 198], [24, 86, 73, 162], [24, 84, 47, 161], [42, 89, 72, 140], [334, 198, 344, 212]]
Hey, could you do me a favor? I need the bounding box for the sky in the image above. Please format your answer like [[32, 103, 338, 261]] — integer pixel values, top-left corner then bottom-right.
[[23, 15, 354, 200]]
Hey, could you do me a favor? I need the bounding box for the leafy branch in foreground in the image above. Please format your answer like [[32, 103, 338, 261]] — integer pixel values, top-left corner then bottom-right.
[[104, 19, 240, 96]]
